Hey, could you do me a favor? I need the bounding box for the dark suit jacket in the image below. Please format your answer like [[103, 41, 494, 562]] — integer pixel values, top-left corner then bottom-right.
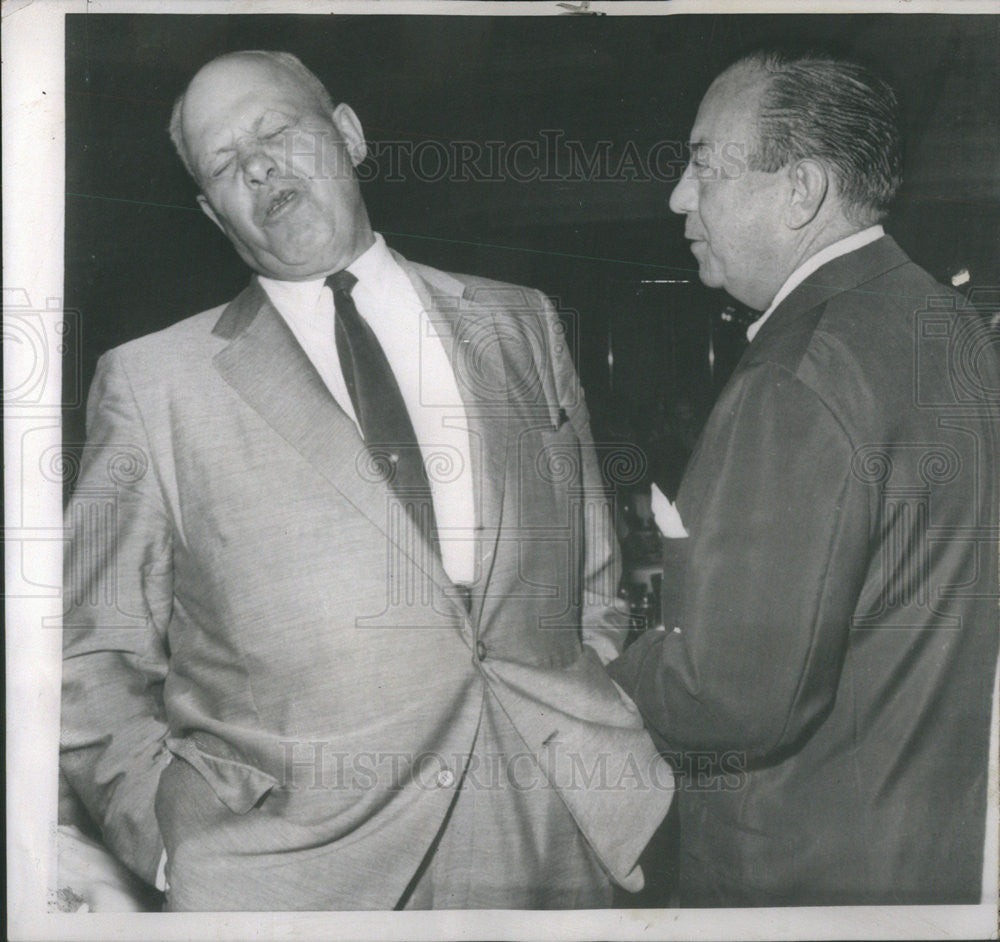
[[610, 236, 1000, 905], [60, 253, 673, 910]]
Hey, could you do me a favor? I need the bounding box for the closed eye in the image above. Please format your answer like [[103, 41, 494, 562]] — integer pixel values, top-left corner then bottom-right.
[[689, 142, 712, 171]]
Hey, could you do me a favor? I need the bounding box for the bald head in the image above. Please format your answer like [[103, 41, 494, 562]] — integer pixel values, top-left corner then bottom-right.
[[169, 50, 373, 280], [170, 51, 335, 182]]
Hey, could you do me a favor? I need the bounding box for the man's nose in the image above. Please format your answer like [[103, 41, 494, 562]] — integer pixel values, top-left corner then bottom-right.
[[240, 150, 278, 187], [668, 167, 697, 215]]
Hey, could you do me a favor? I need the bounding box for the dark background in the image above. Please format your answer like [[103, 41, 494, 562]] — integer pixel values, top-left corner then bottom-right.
[[60, 13, 1000, 901], [65, 12, 1000, 490]]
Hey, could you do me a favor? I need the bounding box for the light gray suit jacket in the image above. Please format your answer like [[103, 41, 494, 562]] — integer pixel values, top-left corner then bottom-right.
[[60, 252, 673, 909]]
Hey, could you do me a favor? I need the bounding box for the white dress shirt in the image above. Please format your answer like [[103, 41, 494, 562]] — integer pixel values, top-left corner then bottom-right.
[[259, 233, 477, 586], [746, 225, 885, 342]]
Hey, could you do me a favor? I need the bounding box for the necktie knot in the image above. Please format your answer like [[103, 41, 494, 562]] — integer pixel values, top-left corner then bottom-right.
[[326, 269, 358, 297]]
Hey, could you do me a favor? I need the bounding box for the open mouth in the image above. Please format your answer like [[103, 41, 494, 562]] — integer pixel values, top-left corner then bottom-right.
[[265, 189, 298, 220]]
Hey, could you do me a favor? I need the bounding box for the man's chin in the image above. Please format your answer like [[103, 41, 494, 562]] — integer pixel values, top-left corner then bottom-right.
[[689, 247, 723, 290], [251, 239, 337, 279], [696, 269, 725, 291]]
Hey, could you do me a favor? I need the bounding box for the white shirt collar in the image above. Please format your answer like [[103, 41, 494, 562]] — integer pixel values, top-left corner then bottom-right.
[[256, 271, 325, 324], [345, 230, 393, 288], [746, 225, 885, 343]]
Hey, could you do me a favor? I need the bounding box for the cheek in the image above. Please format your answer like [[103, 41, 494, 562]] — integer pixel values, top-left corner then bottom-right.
[[209, 189, 254, 230], [294, 135, 343, 182], [223, 214, 266, 251], [288, 147, 322, 181], [715, 234, 754, 282], [697, 189, 726, 233]]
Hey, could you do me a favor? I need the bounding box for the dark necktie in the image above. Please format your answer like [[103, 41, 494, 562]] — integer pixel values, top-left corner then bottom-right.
[[327, 270, 436, 539]]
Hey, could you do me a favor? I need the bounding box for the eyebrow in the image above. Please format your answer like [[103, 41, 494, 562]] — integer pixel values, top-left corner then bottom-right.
[[208, 112, 281, 158]]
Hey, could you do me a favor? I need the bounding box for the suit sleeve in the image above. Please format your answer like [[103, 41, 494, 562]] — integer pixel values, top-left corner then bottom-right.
[[609, 363, 871, 760], [60, 349, 174, 886], [539, 295, 632, 663]]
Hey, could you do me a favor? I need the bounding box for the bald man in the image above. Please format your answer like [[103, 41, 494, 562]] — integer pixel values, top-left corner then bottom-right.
[[59, 51, 673, 911]]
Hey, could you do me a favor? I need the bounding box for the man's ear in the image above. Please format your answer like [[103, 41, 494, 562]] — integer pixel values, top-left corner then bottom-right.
[[786, 159, 829, 229], [197, 194, 226, 234], [331, 103, 368, 167]]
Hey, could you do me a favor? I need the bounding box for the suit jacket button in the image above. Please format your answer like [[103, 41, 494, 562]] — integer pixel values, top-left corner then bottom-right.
[[475, 640, 488, 661], [437, 768, 455, 788]]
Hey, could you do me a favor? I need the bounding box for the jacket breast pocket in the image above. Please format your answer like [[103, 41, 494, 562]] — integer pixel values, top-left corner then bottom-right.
[[165, 732, 278, 815]]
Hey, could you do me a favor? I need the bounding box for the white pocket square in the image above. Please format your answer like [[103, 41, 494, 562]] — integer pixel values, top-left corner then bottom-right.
[[651, 483, 689, 538]]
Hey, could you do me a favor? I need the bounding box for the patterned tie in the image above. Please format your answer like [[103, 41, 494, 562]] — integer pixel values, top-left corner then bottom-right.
[[327, 270, 436, 539]]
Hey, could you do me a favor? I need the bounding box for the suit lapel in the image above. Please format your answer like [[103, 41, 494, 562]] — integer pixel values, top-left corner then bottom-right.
[[753, 235, 912, 345], [211, 277, 456, 605], [394, 255, 511, 614], [683, 236, 914, 523]]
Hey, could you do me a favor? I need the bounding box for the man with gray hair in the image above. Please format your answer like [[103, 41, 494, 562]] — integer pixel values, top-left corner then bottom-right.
[[60, 50, 673, 910], [611, 49, 999, 906]]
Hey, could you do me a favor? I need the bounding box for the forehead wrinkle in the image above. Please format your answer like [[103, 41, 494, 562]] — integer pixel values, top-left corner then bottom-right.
[[202, 109, 283, 163]]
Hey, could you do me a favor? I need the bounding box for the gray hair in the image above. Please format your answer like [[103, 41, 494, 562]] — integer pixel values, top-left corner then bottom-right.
[[732, 49, 903, 225], [168, 50, 336, 181]]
